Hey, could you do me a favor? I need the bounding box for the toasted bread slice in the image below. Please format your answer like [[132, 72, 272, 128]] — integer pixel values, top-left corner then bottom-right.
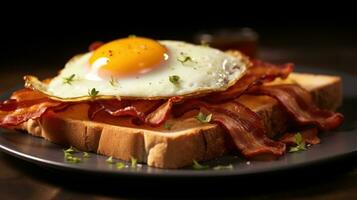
[[17, 73, 342, 168]]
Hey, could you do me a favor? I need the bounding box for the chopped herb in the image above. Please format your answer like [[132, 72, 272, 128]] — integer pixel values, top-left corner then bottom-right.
[[213, 164, 234, 170], [106, 156, 114, 164], [115, 162, 125, 169], [88, 88, 99, 98], [83, 152, 91, 158], [109, 76, 118, 87], [63, 74, 76, 85], [195, 112, 212, 123], [65, 155, 81, 163], [64, 151, 72, 158], [169, 75, 180, 85], [128, 34, 136, 38], [63, 147, 81, 163], [192, 160, 209, 170], [290, 145, 307, 152], [289, 132, 307, 153], [131, 157, 137, 168], [64, 146, 77, 154], [163, 122, 171, 130], [177, 54, 195, 64]]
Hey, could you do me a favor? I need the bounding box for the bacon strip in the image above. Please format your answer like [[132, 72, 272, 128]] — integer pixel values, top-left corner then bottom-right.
[[248, 84, 344, 131], [0, 89, 67, 127], [88, 97, 181, 126], [88, 99, 161, 120], [173, 99, 286, 159], [280, 128, 320, 146], [204, 60, 294, 102], [145, 96, 183, 126]]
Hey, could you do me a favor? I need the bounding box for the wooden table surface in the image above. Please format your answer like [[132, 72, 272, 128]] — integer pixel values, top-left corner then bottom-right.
[[0, 35, 357, 199]]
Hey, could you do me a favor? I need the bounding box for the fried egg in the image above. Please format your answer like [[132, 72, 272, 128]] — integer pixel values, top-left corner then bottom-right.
[[25, 37, 250, 101]]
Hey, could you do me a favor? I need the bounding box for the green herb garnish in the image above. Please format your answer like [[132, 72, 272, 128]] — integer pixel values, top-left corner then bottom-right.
[[106, 156, 114, 164], [63, 147, 81, 163], [63, 74, 76, 85], [128, 34, 136, 38], [192, 160, 209, 170], [83, 152, 91, 158], [163, 122, 171, 130], [195, 112, 212, 123], [65, 155, 81, 163], [289, 132, 307, 153], [169, 75, 180, 85], [213, 164, 234, 170], [177, 55, 194, 64], [115, 162, 125, 169], [109, 76, 118, 87], [88, 88, 99, 98], [131, 157, 137, 168], [64, 146, 77, 154]]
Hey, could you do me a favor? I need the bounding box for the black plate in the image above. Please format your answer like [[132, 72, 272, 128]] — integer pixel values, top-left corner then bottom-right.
[[0, 66, 356, 178]]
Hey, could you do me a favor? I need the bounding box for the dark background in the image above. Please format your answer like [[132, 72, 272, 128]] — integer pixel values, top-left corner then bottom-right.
[[1, 5, 356, 73]]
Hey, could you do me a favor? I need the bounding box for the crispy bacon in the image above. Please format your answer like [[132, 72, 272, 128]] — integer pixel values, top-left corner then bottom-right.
[[280, 128, 320, 146], [145, 96, 183, 126], [173, 99, 286, 159], [248, 84, 344, 131], [204, 60, 294, 102], [88, 98, 181, 126], [88, 100, 131, 120], [0, 89, 68, 127], [88, 99, 161, 121]]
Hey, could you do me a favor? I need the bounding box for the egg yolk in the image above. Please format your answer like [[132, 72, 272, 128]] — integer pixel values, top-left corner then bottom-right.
[[89, 37, 167, 78]]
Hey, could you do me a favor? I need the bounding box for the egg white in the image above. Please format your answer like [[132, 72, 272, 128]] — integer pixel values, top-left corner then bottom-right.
[[25, 40, 250, 101]]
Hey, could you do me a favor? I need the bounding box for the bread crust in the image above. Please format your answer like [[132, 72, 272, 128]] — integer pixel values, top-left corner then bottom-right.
[[17, 73, 342, 168]]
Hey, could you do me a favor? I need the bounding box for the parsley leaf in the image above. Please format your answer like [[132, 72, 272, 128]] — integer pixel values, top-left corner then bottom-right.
[[177, 56, 194, 64], [65, 155, 81, 163], [83, 152, 91, 158], [192, 160, 209, 170], [109, 76, 118, 87], [195, 112, 212, 123], [115, 162, 125, 169], [177, 52, 196, 65], [169, 75, 180, 85], [289, 132, 307, 153], [131, 157, 137, 168], [88, 88, 99, 98], [63, 147, 81, 163], [64, 146, 77, 154], [213, 164, 234, 170], [128, 34, 136, 38], [163, 122, 171, 130], [63, 74, 76, 85], [295, 132, 303, 144], [106, 156, 114, 164]]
